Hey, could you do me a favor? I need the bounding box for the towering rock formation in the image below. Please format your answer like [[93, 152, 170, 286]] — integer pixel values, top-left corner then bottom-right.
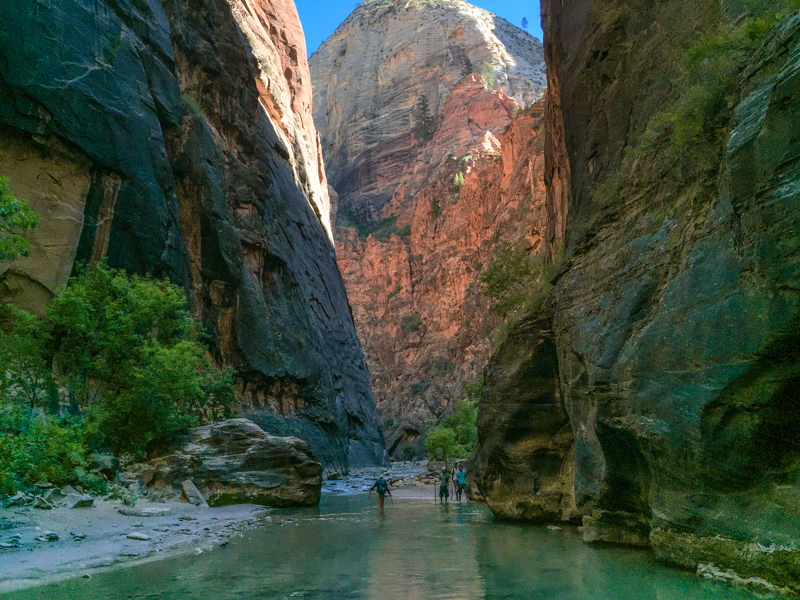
[[0, 0, 386, 470], [312, 0, 545, 221], [311, 0, 548, 455], [474, 0, 800, 593]]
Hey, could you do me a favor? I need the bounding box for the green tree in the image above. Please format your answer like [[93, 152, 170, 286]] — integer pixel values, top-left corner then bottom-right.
[[429, 196, 442, 219], [479, 242, 548, 318], [0, 177, 40, 262], [425, 427, 465, 462], [45, 262, 237, 454], [482, 63, 496, 90], [441, 400, 478, 453], [452, 172, 465, 193], [416, 94, 434, 142], [0, 308, 54, 413], [521, 17, 528, 31], [463, 57, 474, 76]]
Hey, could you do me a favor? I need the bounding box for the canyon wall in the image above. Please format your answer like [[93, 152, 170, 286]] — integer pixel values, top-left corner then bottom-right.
[[0, 0, 386, 470], [475, 0, 800, 593], [311, 0, 546, 221], [311, 0, 549, 456]]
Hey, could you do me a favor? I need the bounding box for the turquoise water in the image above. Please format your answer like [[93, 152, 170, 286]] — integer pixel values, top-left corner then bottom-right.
[[3, 495, 774, 600]]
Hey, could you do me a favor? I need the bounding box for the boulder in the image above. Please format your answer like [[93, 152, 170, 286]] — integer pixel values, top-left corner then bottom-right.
[[32, 496, 53, 510], [118, 507, 171, 518], [5, 492, 28, 508], [180, 480, 209, 508], [145, 419, 323, 507], [63, 494, 94, 509]]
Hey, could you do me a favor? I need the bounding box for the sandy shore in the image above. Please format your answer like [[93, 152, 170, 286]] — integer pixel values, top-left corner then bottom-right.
[[0, 462, 452, 593], [0, 498, 271, 593]]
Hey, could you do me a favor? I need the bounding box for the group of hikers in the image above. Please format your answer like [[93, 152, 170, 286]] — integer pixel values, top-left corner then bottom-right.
[[437, 463, 469, 503], [369, 463, 469, 509]]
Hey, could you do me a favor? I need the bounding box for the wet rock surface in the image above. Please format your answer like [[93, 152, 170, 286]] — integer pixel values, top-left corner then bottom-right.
[[144, 419, 323, 508], [478, 0, 800, 594], [471, 302, 578, 523]]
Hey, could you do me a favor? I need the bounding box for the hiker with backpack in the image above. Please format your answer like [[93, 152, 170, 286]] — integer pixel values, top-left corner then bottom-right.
[[369, 475, 392, 509]]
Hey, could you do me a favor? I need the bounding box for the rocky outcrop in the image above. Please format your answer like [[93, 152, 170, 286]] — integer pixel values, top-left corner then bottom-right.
[[144, 419, 322, 507], [0, 0, 386, 469], [311, 0, 546, 220], [478, 0, 800, 593], [335, 86, 550, 456], [470, 301, 578, 522]]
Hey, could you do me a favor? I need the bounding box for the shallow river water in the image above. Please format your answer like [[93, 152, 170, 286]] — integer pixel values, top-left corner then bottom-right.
[[4, 495, 775, 600]]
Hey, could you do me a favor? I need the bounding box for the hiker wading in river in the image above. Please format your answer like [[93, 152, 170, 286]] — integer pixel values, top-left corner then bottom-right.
[[455, 464, 468, 502], [438, 467, 451, 504], [369, 475, 392, 509]]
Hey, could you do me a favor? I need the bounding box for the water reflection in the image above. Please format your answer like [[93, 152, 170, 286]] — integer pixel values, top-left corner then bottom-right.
[[1, 495, 774, 600]]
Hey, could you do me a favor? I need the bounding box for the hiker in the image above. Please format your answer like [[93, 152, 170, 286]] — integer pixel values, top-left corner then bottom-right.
[[438, 466, 450, 503], [369, 474, 391, 509], [455, 464, 468, 502]]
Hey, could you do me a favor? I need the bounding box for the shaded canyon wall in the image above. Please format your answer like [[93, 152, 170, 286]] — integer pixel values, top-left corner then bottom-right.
[[474, 0, 800, 593], [0, 0, 386, 470]]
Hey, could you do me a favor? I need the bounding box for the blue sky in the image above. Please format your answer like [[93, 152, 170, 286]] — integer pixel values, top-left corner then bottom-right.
[[296, 1, 543, 57]]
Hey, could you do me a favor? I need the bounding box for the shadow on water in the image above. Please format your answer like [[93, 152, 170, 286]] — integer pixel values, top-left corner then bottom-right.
[[1, 495, 777, 600]]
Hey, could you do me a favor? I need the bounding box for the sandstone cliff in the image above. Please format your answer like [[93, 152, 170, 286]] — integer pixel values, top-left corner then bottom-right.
[[311, 0, 548, 456], [0, 0, 386, 470], [311, 0, 546, 220], [474, 0, 800, 593], [337, 83, 549, 456]]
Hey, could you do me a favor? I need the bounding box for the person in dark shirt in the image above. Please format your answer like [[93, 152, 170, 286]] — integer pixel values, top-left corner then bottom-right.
[[369, 475, 391, 509], [438, 467, 450, 503]]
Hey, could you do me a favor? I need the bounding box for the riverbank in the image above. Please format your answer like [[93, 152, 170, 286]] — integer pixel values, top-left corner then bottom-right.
[[0, 497, 272, 593], [0, 462, 435, 593]]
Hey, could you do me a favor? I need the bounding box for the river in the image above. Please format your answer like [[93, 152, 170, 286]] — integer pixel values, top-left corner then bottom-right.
[[2, 495, 775, 600]]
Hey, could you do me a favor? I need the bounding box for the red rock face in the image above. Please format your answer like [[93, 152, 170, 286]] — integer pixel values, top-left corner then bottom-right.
[[335, 77, 550, 456]]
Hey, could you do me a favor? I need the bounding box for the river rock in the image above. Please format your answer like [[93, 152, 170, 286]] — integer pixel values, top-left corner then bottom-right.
[[63, 494, 95, 509], [180, 480, 210, 508], [32, 496, 53, 510], [118, 507, 172, 518], [126, 533, 151, 541], [145, 419, 323, 507], [5, 492, 28, 508]]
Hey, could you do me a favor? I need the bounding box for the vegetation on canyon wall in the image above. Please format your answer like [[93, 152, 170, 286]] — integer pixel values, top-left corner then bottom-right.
[[0, 257, 237, 494], [0, 177, 40, 262]]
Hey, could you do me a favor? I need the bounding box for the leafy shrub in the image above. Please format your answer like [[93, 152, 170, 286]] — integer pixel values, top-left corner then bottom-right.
[[410, 380, 430, 396], [0, 262, 239, 485], [462, 374, 484, 401], [402, 446, 416, 461], [479, 242, 551, 318], [401, 312, 423, 332], [0, 176, 40, 262], [425, 427, 463, 461], [429, 196, 442, 219], [339, 216, 409, 243], [452, 172, 465, 193]]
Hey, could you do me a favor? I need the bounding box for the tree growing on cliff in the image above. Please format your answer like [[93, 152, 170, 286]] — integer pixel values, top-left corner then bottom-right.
[[415, 94, 434, 142], [463, 57, 474, 76], [479, 242, 550, 318], [0, 176, 40, 262], [521, 17, 528, 31]]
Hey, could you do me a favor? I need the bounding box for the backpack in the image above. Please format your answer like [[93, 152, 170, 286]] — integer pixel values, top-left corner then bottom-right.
[[376, 479, 388, 494]]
